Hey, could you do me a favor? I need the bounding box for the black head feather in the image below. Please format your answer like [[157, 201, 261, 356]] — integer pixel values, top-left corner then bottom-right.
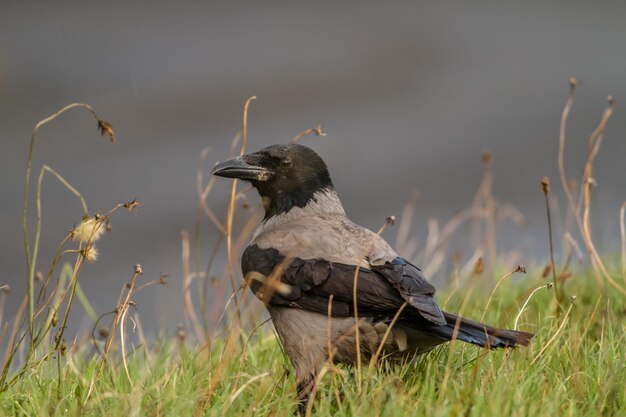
[[212, 144, 334, 218]]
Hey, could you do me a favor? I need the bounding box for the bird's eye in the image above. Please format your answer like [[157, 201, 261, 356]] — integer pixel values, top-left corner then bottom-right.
[[280, 158, 292, 168]]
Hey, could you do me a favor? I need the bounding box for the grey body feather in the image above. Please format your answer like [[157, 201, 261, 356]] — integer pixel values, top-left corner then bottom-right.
[[243, 189, 530, 397]]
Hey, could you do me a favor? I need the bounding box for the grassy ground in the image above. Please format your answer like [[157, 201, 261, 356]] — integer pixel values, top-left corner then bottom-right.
[[4, 95, 623, 416], [2, 274, 624, 417]]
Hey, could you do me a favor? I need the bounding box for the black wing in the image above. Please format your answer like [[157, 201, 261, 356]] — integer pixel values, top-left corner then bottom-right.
[[242, 244, 445, 325]]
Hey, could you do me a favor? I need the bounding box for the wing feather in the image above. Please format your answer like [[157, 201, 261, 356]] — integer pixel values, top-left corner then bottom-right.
[[242, 244, 445, 324]]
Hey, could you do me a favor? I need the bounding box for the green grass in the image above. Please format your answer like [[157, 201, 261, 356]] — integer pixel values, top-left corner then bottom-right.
[[2, 274, 625, 417]]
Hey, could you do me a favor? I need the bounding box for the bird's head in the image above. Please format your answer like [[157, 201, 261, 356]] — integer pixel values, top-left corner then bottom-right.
[[211, 144, 334, 218]]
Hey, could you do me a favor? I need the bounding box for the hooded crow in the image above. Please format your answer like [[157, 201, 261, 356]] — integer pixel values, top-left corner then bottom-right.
[[212, 143, 532, 411]]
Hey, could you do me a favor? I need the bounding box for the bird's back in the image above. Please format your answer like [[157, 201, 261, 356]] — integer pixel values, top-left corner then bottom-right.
[[249, 190, 398, 269]]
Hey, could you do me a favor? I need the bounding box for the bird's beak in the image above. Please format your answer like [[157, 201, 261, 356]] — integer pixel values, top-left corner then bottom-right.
[[211, 156, 273, 181]]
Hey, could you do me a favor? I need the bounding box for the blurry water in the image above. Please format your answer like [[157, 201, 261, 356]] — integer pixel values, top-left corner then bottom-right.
[[1, 1, 625, 336]]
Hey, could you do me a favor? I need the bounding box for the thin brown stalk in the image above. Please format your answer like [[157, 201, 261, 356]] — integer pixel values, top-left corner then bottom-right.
[[369, 302, 408, 367], [469, 150, 495, 273], [181, 231, 204, 343], [226, 318, 271, 404], [420, 206, 488, 276], [326, 295, 335, 363], [481, 151, 497, 278], [352, 216, 394, 394], [557, 79, 579, 227], [394, 192, 418, 253], [225, 97, 256, 327], [85, 264, 142, 402], [579, 99, 626, 296], [621, 202, 626, 285], [23, 103, 111, 336], [481, 265, 525, 322], [0, 295, 27, 380], [437, 284, 476, 402], [52, 254, 85, 357], [0, 288, 8, 332], [119, 302, 133, 388], [196, 146, 227, 235], [514, 283, 552, 330], [556, 85, 624, 295], [541, 177, 562, 308], [530, 303, 573, 366]]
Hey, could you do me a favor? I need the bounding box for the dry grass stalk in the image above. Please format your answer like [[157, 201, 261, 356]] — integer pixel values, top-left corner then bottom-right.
[[514, 283, 552, 331], [224, 96, 256, 327], [541, 177, 562, 308], [480, 265, 526, 322], [467, 150, 497, 279], [196, 146, 227, 235], [22, 103, 114, 338], [530, 302, 574, 366], [369, 301, 408, 367], [85, 264, 143, 402], [420, 206, 489, 278], [481, 151, 497, 278], [394, 192, 418, 253], [557, 78, 578, 223], [619, 201, 626, 285], [181, 231, 205, 344], [352, 215, 395, 394], [579, 98, 626, 296], [556, 82, 625, 296], [290, 124, 326, 143]]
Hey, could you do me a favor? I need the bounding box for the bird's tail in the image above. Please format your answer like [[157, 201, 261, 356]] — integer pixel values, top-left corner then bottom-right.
[[432, 311, 533, 349]]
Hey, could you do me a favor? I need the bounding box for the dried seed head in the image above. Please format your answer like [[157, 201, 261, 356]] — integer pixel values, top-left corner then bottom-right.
[[72, 218, 105, 244], [97, 119, 116, 143], [569, 295, 578, 303], [607, 95, 614, 106], [558, 271, 573, 282], [481, 149, 492, 165], [314, 124, 326, 136], [134, 264, 143, 275], [82, 245, 99, 262], [159, 273, 168, 285], [98, 327, 109, 339], [473, 256, 484, 275], [123, 199, 140, 212], [386, 215, 396, 226], [568, 77, 578, 89], [177, 323, 186, 342], [541, 177, 550, 196], [547, 283, 554, 290], [514, 265, 526, 274]]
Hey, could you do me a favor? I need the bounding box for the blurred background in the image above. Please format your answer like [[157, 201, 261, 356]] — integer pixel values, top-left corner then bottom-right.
[[1, 1, 625, 336]]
